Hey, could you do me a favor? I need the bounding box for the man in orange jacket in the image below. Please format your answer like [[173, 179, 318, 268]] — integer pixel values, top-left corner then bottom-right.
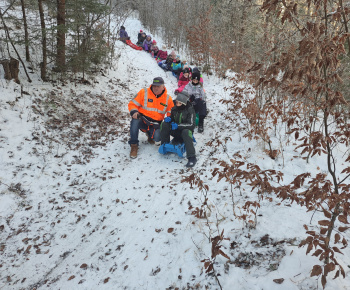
[[128, 77, 174, 158]]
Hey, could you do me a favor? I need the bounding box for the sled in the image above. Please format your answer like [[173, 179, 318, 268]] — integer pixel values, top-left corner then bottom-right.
[[158, 137, 196, 158], [126, 40, 143, 51]]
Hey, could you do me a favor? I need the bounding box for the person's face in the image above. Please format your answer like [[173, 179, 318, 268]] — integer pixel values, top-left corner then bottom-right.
[[192, 79, 199, 84], [153, 84, 164, 94], [184, 73, 189, 78], [176, 100, 184, 106]]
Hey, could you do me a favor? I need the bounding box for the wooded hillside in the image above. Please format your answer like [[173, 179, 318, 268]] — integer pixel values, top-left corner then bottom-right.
[[1, 1, 350, 288]]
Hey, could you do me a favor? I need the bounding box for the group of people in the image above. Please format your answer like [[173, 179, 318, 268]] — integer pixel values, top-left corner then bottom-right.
[[135, 30, 190, 81], [156, 50, 187, 80], [128, 77, 198, 168], [120, 26, 208, 168]]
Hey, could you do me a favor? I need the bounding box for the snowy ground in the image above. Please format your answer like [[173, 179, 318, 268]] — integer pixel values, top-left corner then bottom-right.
[[1, 16, 350, 290]]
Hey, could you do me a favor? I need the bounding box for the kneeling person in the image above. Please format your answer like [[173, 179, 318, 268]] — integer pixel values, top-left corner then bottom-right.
[[160, 92, 197, 167], [128, 77, 174, 158]]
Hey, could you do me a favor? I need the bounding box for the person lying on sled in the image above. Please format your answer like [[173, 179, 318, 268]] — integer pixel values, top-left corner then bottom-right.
[[160, 92, 197, 168]]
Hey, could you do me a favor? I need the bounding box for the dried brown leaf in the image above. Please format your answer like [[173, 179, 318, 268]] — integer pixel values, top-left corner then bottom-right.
[[80, 263, 88, 269], [273, 278, 284, 284], [310, 265, 322, 277], [334, 233, 341, 244], [338, 226, 349, 232], [318, 220, 330, 226], [338, 215, 349, 224]]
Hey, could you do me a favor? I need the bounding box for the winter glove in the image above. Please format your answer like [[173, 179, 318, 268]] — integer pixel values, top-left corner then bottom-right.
[[171, 122, 178, 130], [189, 94, 195, 102], [164, 117, 171, 123]]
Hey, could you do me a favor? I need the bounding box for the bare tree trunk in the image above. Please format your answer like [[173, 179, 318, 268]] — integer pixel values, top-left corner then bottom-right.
[[56, 0, 66, 71], [20, 0, 30, 62], [0, 58, 19, 82], [9, 57, 19, 83], [38, 0, 47, 81], [107, 0, 113, 68], [0, 59, 12, 80], [339, 0, 350, 55]]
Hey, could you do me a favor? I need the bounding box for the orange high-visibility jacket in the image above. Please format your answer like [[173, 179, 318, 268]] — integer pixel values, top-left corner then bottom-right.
[[128, 86, 174, 121]]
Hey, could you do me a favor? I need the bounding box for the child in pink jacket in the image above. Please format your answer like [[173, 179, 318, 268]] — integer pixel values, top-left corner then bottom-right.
[[177, 67, 192, 88]]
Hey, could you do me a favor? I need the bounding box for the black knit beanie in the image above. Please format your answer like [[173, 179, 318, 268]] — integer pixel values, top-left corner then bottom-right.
[[192, 72, 200, 81]]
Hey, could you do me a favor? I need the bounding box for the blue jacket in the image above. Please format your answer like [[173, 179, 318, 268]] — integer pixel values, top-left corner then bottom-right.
[[120, 29, 128, 38], [172, 60, 183, 71]]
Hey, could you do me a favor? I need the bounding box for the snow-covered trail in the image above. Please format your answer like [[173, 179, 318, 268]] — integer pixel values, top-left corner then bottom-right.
[[0, 28, 226, 289]]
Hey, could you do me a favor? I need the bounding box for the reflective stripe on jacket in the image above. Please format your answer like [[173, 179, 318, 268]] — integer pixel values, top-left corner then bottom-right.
[[128, 86, 174, 121]]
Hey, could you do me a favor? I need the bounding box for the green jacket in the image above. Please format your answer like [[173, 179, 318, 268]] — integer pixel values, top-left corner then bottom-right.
[[170, 103, 196, 132]]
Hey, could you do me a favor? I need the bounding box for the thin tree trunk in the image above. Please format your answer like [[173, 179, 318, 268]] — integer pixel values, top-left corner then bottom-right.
[[108, 0, 113, 68], [56, 0, 66, 71], [38, 0, 47, 81], [20, 0, 30, 61], [339, 0, 350, 55]]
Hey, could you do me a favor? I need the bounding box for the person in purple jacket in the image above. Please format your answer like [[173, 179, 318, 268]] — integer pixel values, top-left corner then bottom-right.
[[143, 35, 153, 52], [119, 26, 129, 43]]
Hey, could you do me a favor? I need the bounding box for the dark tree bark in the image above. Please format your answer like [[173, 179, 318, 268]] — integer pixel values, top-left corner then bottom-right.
[[0, 58, 20, 83], [339, 0, 350, 55], [0, 59, 12, 80], [56, 0, 66, 71], [20, 0, 30, 61], [38, 0, 47, 81], [9, 57, 20, 83]]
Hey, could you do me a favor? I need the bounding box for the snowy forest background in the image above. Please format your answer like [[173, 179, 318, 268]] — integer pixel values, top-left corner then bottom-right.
[[1, 0, 350, 289]]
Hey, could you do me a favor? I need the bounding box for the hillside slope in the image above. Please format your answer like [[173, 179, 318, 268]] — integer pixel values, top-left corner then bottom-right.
[[1, 17, 349, 290]]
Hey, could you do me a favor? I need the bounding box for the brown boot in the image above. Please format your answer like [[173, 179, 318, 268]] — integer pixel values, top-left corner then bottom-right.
[[147, 135, 155, 145], [130, 144, 138, 159]]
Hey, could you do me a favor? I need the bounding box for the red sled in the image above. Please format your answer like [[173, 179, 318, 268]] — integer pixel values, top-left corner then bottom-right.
[[126, 40, 142, 51]]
